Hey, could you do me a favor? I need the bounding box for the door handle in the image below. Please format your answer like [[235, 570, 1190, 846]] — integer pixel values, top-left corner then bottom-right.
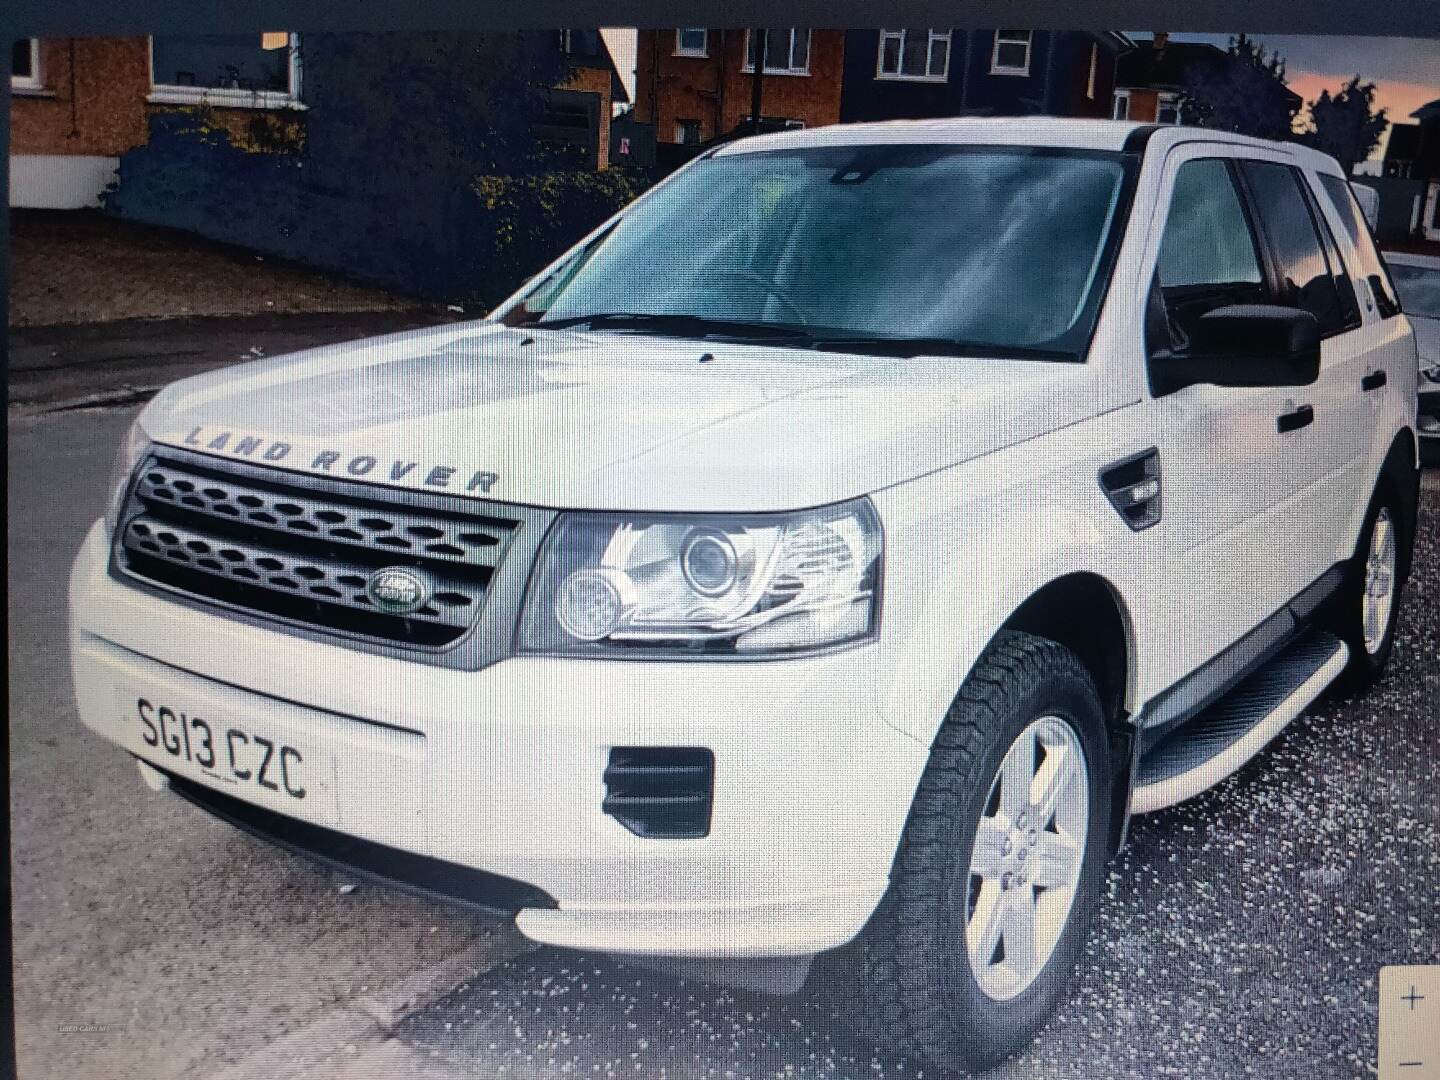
[[1361, 370, 1387, 392], [1277, 404, 1315, 433]]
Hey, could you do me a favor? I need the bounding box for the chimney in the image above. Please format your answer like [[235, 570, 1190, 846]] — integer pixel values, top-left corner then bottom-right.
[[1152, 32, 1169, 50]]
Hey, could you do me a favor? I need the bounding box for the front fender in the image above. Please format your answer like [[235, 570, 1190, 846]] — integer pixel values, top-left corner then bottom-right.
[[865, 413, 1146, 745]]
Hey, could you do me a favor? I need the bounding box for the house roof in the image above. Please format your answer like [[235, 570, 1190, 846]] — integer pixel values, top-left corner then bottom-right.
[[1386, 122, 1423, 161], [566, 29, 629, 104], [1115, 36, 1301, 108], [1116, 38, 1227, 91], [1411, 98, 1440, 123]]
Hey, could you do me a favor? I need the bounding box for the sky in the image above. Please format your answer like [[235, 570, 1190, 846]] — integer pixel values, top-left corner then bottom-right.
[[599, 30, 1439, 158], [1164, 33, 1440, 156]]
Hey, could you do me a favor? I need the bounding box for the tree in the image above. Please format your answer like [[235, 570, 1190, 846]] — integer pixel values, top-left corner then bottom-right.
[[1180, 34, 1300, 140], [1303, 77, 1389, 174]]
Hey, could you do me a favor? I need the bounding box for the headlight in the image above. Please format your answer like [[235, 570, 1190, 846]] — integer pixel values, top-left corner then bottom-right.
[[519, 498, 882, 657], [103, 418, 151, 533]]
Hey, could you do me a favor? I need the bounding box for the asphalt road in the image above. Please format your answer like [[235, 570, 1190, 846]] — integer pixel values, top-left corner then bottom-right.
[[9, 401, 1438, 1080], [7, 406, 499, 1080]]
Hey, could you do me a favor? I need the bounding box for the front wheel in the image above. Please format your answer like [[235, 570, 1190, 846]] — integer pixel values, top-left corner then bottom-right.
[[861, 631, 1112, 1072]]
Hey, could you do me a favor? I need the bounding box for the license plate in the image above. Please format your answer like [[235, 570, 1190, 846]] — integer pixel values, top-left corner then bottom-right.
[[133, 695, 311, 803]]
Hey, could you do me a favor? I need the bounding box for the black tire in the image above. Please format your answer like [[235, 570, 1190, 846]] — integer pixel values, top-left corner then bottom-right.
[[1327, 484, 1409, 696], [861, 631, 1112, 1073]]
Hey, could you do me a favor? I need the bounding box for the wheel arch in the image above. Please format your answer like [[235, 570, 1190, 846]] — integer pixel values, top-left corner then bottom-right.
[[998, 571, 1134, 725], [993, 572, 1137, 854], [1375, 427, 1420, 581]]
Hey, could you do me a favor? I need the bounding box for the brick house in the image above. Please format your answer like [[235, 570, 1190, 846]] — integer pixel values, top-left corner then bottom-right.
[[9, 31, 624, 209], [634, 28, 1138, 159], [633, 29, 845, 148], [1111, 33, 1300, 126], [838, 30, 1133, 123]]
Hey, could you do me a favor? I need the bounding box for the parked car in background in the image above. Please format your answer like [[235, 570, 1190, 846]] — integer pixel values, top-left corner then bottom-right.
[[1384, 251, 1440, 463]]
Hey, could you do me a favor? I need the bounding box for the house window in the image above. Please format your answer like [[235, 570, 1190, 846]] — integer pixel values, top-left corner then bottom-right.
[[1156, 92, 1182, 125], [990, 30, 1032, 75], [149, 33, 303, 109], [12, 38, 41, 90], [1086, 42, 1099, 99], [675, 29, 707, 57], [876, 29, 951, 81], [743, 29, 811, 75], [675, 119, 703, 145], [1112, 89, 1131, 120]]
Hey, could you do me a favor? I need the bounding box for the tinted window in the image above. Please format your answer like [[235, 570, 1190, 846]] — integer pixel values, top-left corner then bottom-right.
[[1302, 177, 1361, 329], [1238, 160, 1346, 335], [1316, 173, 1401, 318], [1158, 160, 1263, 288]]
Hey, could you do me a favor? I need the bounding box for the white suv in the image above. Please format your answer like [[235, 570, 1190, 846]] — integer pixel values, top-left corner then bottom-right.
[[69, 119, 1421, 1070]]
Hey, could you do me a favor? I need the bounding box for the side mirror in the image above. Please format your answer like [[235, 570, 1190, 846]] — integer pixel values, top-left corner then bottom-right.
[[1157, 304, 1321, 393]]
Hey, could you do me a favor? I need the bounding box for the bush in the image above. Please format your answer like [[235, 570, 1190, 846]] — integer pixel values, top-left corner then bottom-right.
[[469, 167, 647, 307]]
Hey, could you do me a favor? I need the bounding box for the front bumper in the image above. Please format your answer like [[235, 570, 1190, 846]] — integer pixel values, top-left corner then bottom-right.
[[69, 520, 928, 958]]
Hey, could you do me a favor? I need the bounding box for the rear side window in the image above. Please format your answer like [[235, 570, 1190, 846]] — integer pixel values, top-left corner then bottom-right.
[[1237, 160, 1348, 336], [1316, 173, 1402, 318], [1301, 177, 1362, 330]]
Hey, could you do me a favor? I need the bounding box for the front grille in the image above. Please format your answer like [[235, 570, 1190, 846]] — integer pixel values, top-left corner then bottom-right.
[[114, 454, 521, 650]]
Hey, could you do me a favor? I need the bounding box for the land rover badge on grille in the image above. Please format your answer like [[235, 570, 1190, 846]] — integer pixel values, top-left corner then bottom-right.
[[365, 567, 432, 615]]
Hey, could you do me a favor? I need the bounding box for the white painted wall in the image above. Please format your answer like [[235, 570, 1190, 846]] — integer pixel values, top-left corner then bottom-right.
[[9, 154, 119, 209]]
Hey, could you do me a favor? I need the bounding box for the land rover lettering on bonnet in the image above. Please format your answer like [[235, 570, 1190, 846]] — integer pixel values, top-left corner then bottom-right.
[[69, 119, 1420, 1073]]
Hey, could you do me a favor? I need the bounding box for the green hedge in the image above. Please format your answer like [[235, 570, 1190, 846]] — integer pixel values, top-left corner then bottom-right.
[[471, 168, 647, 306]]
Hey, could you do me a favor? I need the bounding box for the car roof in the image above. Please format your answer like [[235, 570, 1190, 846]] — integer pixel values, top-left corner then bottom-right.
[[710, 118, 1344, 173], [1383, 250, 1440, 271]]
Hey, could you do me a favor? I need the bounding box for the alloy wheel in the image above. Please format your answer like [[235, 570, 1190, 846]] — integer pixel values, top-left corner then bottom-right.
[[1362, 507, 1397, 655], [964, 715, 1089, 1002]]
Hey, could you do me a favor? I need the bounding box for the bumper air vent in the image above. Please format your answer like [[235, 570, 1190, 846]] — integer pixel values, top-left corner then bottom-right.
[[603, 747, 714, 839]]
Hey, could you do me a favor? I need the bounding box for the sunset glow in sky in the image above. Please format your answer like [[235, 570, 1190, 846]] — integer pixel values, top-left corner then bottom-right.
[[1165, 34, 1440, 156]]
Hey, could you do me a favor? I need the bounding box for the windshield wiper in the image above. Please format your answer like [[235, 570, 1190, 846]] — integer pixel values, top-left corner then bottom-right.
[[532, 313, 812, 341], [805, 336, 1076, 361]]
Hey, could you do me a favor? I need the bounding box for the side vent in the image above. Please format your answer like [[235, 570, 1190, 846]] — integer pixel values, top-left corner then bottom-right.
[[1099, 447, 1162, 531], [603, 747, 714, 839]]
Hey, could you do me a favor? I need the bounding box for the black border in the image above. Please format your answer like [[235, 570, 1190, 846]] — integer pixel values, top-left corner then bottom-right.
[[6, 4, 1440, 36]]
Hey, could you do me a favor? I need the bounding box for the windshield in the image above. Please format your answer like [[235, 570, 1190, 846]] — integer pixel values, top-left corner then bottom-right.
[[500, 144, 1133, 359], [1389, 262, 1440, 319]]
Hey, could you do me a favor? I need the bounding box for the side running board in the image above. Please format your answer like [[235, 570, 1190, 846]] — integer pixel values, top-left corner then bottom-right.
[[1130, 629, 1349, 813]]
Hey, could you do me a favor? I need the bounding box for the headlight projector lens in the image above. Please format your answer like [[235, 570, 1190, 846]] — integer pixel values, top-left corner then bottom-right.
[[556, 568, 635, 641], [681, 530, 741, 597]]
